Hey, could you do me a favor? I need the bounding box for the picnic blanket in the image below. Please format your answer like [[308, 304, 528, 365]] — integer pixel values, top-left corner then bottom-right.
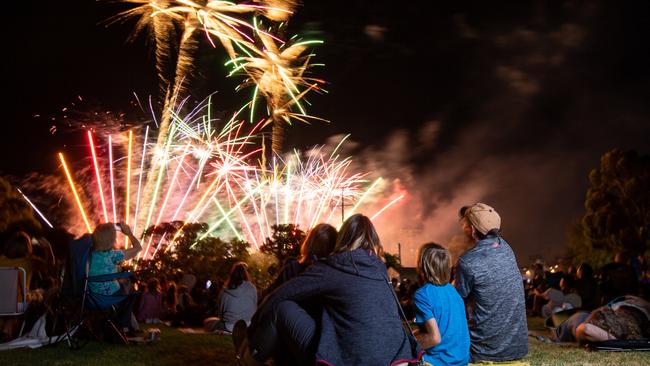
[[0, 314, 76, 351]]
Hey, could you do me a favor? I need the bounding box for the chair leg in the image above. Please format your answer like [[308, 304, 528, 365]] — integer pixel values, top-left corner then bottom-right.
[[106, 319, 129, 345]]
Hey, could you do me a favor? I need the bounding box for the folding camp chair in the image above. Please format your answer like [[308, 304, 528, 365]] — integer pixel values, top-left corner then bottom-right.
[[50, 234, 135, 348], [0, 267, 28, 338]]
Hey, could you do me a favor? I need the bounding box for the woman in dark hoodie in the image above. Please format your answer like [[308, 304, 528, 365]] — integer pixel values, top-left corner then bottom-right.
[[235, 214, 420, 366], [259, 223, 338, 302]]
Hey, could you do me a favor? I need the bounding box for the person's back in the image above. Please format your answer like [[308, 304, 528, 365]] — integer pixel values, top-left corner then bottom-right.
[[456, 236, 528, 361], [88, 223, 142, 296], [245, 215, 419, 366], [219, 281, 257, 330], [138, 280, 163, 323], [313, 249, 411, 365], [414, 283, 469, 365], [414, 243, 469, 366], [88, 250, 125, 295], [575, 263, 598, 310], [455, 203, 527, 362]]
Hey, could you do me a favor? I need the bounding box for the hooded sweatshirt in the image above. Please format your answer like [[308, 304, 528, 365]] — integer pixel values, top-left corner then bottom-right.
[[218, 281, 257, 331], [252, 248, 420, 366]]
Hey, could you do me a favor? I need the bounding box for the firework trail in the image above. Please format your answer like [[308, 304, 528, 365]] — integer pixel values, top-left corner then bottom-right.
[[105, 1, 302, 206], [54, 102, 402, 258], [103, 0, 178, 95], [16, 188, 54, 229], [47, 1, 404, 258]]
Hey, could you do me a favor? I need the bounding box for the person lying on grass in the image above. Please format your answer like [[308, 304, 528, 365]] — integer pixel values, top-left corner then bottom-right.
[[552, 295, 650, 343]]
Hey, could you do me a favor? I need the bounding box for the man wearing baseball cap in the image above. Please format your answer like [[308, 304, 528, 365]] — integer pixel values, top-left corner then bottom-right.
[[454, 203, 528, 363]]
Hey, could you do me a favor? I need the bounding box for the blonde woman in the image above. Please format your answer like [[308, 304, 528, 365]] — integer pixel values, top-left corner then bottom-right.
[[414, 243, 469, 366], [88, 222, 141, 333], [89, 223, 141, 296]]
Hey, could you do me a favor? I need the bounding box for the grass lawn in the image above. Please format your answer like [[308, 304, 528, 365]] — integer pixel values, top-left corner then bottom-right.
[[2, 319, 649, 365], [0, 324, 235, 366]]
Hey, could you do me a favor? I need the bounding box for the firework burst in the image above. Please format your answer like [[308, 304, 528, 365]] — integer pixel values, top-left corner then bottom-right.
[[227, 29, 326, 154]]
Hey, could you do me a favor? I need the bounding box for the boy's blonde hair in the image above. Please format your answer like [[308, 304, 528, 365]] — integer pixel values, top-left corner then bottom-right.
[[417, 242, 451, 285], [92, 223, 116, 251]]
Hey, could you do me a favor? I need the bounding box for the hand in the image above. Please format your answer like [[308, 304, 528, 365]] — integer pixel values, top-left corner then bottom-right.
[[119, 222, 134, 236]]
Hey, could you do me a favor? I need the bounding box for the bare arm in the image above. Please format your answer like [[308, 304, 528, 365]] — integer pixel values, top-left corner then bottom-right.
[[416, 317, 441, 350], [575, 323, 615, 342], [119, 223, 142, 260]]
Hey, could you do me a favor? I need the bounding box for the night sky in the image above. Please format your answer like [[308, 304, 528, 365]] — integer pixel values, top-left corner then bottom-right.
[[4, 1, 650, 266]]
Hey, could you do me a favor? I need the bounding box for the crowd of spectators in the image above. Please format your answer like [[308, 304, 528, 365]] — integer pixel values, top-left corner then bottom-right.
[[2, 199, 648, 364]]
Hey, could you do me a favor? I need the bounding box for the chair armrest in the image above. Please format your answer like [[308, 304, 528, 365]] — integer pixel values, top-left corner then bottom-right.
[[87, 271, 133, 282]]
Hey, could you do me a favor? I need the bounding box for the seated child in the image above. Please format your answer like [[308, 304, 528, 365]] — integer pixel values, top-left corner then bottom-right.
[[414, 243, 470, 366], [137, 278, 163, 324]]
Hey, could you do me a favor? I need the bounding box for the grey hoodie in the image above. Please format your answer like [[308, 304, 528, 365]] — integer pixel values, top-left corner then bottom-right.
[[218, 281, 257, 331]]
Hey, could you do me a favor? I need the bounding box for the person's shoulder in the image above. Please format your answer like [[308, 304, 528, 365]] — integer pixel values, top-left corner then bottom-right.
[[413, 283, 432, 304], [415, 282, 432, 294], [282, 258, 304, 273], [110, 249, 126, 259], [458, 251, 479, 269]]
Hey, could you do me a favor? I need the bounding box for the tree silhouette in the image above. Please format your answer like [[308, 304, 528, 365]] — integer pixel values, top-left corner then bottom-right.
[[135, 221, 250, 281], [569, 149, 650, 265], [259, 224, 306, 263]]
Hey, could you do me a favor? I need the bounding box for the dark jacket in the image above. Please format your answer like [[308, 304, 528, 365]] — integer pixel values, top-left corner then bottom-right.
[[260, 258, 306, 303], [253, 248, 419, 366]]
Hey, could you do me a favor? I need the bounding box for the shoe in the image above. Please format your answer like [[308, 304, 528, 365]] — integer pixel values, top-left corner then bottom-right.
[[233, 344, 264, 366], [232, 319, 247, 354], [232, 320, 264, 366]]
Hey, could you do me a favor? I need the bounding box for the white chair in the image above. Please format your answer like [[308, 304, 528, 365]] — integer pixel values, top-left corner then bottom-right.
[[0, 267, 28, 338]]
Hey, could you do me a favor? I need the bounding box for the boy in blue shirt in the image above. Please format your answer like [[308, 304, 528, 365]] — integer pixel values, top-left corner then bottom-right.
[[414, 243, 470, 366]]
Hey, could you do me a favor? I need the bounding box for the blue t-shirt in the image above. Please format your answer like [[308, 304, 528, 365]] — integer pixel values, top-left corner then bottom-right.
[[414, 282, 470, 366], [88, 250, 125, 295]]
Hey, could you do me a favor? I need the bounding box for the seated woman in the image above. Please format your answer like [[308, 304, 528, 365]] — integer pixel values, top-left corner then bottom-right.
[[204, 263, 257, 332], [260, 223, 337, 302], [88, 223, 142, 333], [0, 231, 54, 341], [235, 214, 420, 366]]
